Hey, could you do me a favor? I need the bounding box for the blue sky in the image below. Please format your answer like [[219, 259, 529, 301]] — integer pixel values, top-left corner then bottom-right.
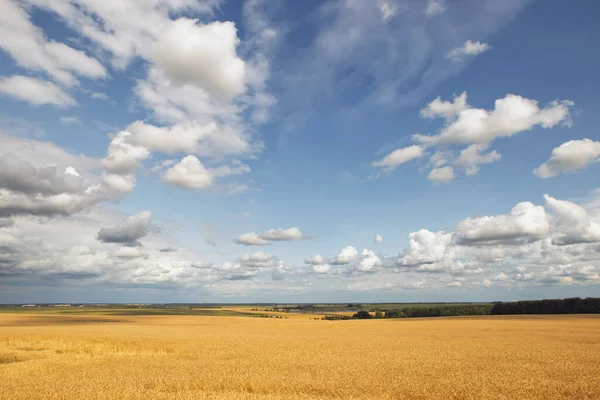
[[1, 0, 600, 303]]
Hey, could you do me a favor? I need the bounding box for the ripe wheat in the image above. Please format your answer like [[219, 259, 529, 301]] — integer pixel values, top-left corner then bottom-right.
[[1, 314, 599, 399]]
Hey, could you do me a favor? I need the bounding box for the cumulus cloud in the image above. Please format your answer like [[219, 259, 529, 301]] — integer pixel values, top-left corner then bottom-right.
[[0, 154, 85, 196], [162, 155, 214, 189], [261, 228, 310, 241], [355, 249, 381, 272], [0, 134, 126, 218], [151, 19, 245, 102], [312, 264, 331, 274], [234, 232, 270, 246], [398, 230, 454, 266], [0, 0, 106, 86], [456, 202, 550, 245], [14, 0, 272, 205], [0, 156, 106, 218], [544, 194, 600, 245], [0, 204, 203, 287], [236, 252, 277, 268], [426, 0, 446, 16], [103, 131, 150, 176], [97, 211, 152, 246], [372, 145, 424, 172], [305, 255, 326, 265], [534, 139, 600, 178], [447, 40, 491, 61], [420, 91, 468, 119], [331, 246, 359, 265], [0, 76, 75, 107], [305, 246, 381, 274], [234, 227, 313, 245], [126, 120, 256, 158], [376, 91, 574, 183], [414, 93, 574, 145], [113, 246, 147, 259], [427, 166, 455, 183], [455, 144, 501, 176], [375, 234, 384, 244]]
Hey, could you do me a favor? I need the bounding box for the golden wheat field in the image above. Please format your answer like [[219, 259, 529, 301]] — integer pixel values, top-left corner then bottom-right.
[[1, 314, 600, 399]]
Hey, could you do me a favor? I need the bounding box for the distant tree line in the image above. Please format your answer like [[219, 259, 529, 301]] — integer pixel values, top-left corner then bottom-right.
[[384, 304, 492, 319], [322, 311, 384, 320], [490, 297, 600, 315]]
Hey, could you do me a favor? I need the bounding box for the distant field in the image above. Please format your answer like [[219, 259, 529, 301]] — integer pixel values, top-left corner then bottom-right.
[[1, 313, 599, 399]]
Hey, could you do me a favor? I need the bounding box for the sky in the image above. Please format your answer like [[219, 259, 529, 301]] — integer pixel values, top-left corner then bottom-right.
[[1, 0, 600, 304]]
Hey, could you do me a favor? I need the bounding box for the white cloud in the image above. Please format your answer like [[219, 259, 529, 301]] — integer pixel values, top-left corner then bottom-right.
[[456, 202, 550, 245], [305, 255, 326, 265], [151, 18, 245, 102], [414, 93, 574, 145], [235, 227, 313, 246], [102, 174, 135, 196], [346, 281, 396, 292], [375, 91, 572, 183], [162, 155, 214, 190], [43, 41, 107, 80], [355, 249, 381, 272], [534, 139, 600, 178], [211, 161, 251, 178], [0, 75, 75, 107], [234, 232, 270, 246], [427, 166, 455, 183], [26, 0, 219, 69], [14, 1, 272, 206], [103, 130, 151, 175], [398, 230, 454, 266], [191, 261, 215, 269], [236, 252, 277, 268], [312, 264, 331, 274], [0, 154, 85, 196], [97, 211, 152, 245], [65, 166, 80, 177], [90, 92, 109, 101], [426, 0, 446, 16], [126, 120, 256, 158], [375, 234, 384, 244], [372, 145, 424, 172], [331, 246, 359, 265], [60, 116, 81, 125], [544, 194, 600, 245], [455, 144, 501, 175], [378, 0, 398, 21], [261, 227, 309, 241], [0, 0, 106, 86], [0, 141, 112, 218], [113, 246, 146, 259], [447, 40, 491, 61], [420, 91, 468, 119], [0, 133, 100, 178], [0, 205, 207, 286]]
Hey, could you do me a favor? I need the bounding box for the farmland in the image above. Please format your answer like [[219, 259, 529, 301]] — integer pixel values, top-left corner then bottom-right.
[[1, 313, 600, 399]]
